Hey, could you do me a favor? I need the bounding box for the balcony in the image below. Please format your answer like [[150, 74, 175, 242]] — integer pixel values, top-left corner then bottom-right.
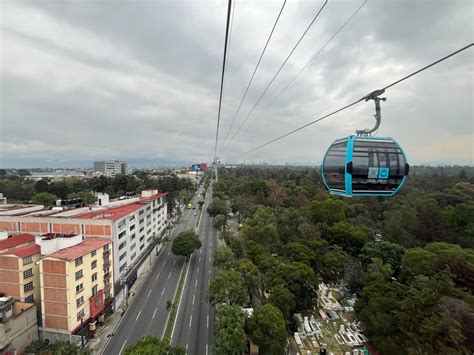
[[103, 272, 110, 279], [103, 260, 111, 269], [103, 250, 110, 258]]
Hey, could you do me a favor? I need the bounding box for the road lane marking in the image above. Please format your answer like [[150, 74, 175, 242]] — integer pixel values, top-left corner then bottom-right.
[[197, 266, 200, 274], [207, 315, 209, 328], [147, 289, 152, 298], [153, 308, 157, 318], [206, 344, 209, 355], [195, 279, 198, 288], [136, 310, 142, 321], [208, 279, 210, 286], [161, 288, 166, 296], [189, 315, 192, 328], [163, 260, 167, 266], [209, 257, 211, 262], [199, 256, 201, 262], [168, 271, 172, 279], [192, 294, 195, 305], [209, 270, 211, 274], [155, 272, 160, 280], [173, 260, 176, 265], [119, 341, 127, 355]]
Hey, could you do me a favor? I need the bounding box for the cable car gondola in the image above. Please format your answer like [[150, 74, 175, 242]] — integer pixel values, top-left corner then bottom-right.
[[321, 90, 409, 197]]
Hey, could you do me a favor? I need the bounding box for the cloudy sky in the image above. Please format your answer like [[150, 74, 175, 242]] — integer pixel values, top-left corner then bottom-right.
[[1, 0, 472, 168]]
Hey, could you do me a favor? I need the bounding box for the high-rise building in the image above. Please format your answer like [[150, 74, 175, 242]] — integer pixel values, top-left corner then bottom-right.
[[93, 160, 129, 176]]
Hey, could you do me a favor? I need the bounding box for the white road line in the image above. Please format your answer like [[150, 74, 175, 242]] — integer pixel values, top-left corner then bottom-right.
[[168, 271, 172, 279], [161, 288, 166, 296], [155, 272, 160, 280], [167, 250, 170, 256], [189, 315, 192, 328], [209, 269, 211, 274], [163, 260, 167, 266], [192, 294, 195, 305], [136, 310, 142, 321], [207, 315, 209, 328], [119, 340, 127, 355], [209, 257, 211, 262], [208, 279, 210, 286], [197, 266, 200, 273], [173, 260, 176, 266], [147, 289, 152, 298], [206, 344, 209, 355], [199, 256, 201, 262], [195, 279, 198, 288], [153, 308, 157, 319]]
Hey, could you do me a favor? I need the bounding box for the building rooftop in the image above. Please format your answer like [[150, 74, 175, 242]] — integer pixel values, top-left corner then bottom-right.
[[0, 244, 41, 258], [72, 192, 167, 221], [47, 238, 111, 261], [0, 234, 35, 251]]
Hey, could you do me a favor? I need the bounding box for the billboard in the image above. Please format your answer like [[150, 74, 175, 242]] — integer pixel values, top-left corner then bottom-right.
[[191, 164, 200, 171]]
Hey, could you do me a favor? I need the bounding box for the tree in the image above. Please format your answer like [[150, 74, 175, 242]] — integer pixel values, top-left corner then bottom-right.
[[213, 214, 228, 231], [360, 241, 404, 271], [16, 169, 31, 176], [209, 269, 248, 305], [310, 199, 346, 225], [124, 336, 185, 355], [26, 340, 91, 354], [318, 248, 349, 283], [171, 230, 202, 259], [213, 245, 236, 269], [268, 284, 296, 319], [324, 221, 370, 256], [207, 197, 229, 217], [214, 304, 246, 355], [34, 179, 49, 193], [246, 304, 287, 354], [31, 192, 58, 206]]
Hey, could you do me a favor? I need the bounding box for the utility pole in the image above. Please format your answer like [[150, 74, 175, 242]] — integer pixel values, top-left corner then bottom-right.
[[214, 156, 219, 182]]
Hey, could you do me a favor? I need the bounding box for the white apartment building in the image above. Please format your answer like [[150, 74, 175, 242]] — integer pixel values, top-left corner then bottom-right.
[[93, 160, 129, 176]]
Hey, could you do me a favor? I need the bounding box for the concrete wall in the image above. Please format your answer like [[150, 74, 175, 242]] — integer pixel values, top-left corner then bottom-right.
[[0, 303, 38, 354]]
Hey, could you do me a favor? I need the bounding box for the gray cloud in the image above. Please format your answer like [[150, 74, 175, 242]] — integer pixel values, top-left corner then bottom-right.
[[1, 0, 472, 168]]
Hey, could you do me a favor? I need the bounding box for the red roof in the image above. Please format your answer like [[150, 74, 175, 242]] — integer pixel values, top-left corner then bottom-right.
[[0, 234, 35, 251], [47, 238, 111, 261], [73, 192, 167, 222], [1, 244, 41, 258]]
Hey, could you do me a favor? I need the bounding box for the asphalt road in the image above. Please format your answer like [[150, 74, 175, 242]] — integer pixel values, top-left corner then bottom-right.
[[102, 188, 206, 355], [171, 186, 217, 354]]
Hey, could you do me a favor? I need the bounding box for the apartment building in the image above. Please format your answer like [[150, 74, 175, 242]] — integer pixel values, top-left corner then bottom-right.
[[0, 234, 42, 303], [0, 190, 168, 306], [39, 237, 113, 339], [93, 160, 129, 176]]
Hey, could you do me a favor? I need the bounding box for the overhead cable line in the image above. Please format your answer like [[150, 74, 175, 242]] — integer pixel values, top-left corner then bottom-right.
[[221, 0, 329, 154], [219, 0, 287, 150], [223, 0, 237, 79], [243, 0, 368, 134], [213, 0, 233, 164], [228, 43, 473, 160]]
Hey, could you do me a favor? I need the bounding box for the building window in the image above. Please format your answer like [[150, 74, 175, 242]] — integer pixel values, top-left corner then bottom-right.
[[103, 244, 109, 252], [129, 215, 135, 221], [119, 252, 127, 261], [76, 296, 84, 307], [140, 245, 144, 251], [25, 294, 34, 303], [118, 230, 126, 239], [139, 210, 144, 216], [139, 236, 144, 242], [92, 285, 98, 296], [24, 281, 34, 292], [147, 229, 151, 235], [75, 270, 83, 280], [105, 290, 111, 299], [130, 243, 136, 250], [23, 268, 33, 279], [23, 256, 32, 265], [129, 224, 136, 231], [139, 227, 144, 233], [77, 309, 85, 321], [118, 219, 126, 230], [119, 241, 127, 250], [91, 250, 96, 257], [130, 233, 136, 240], [131, 252, 137, 260], [91, 260, 97, 269], [75, 256, 83, 267], [76, 283, 84, 293], [91, 273, 98, 283]]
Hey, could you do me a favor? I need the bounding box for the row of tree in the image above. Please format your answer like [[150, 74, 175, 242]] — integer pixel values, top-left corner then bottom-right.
[[207, 165, 473, 354]]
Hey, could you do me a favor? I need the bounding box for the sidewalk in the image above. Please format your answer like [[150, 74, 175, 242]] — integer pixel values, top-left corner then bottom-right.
[[89, 242, 165, 354]]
